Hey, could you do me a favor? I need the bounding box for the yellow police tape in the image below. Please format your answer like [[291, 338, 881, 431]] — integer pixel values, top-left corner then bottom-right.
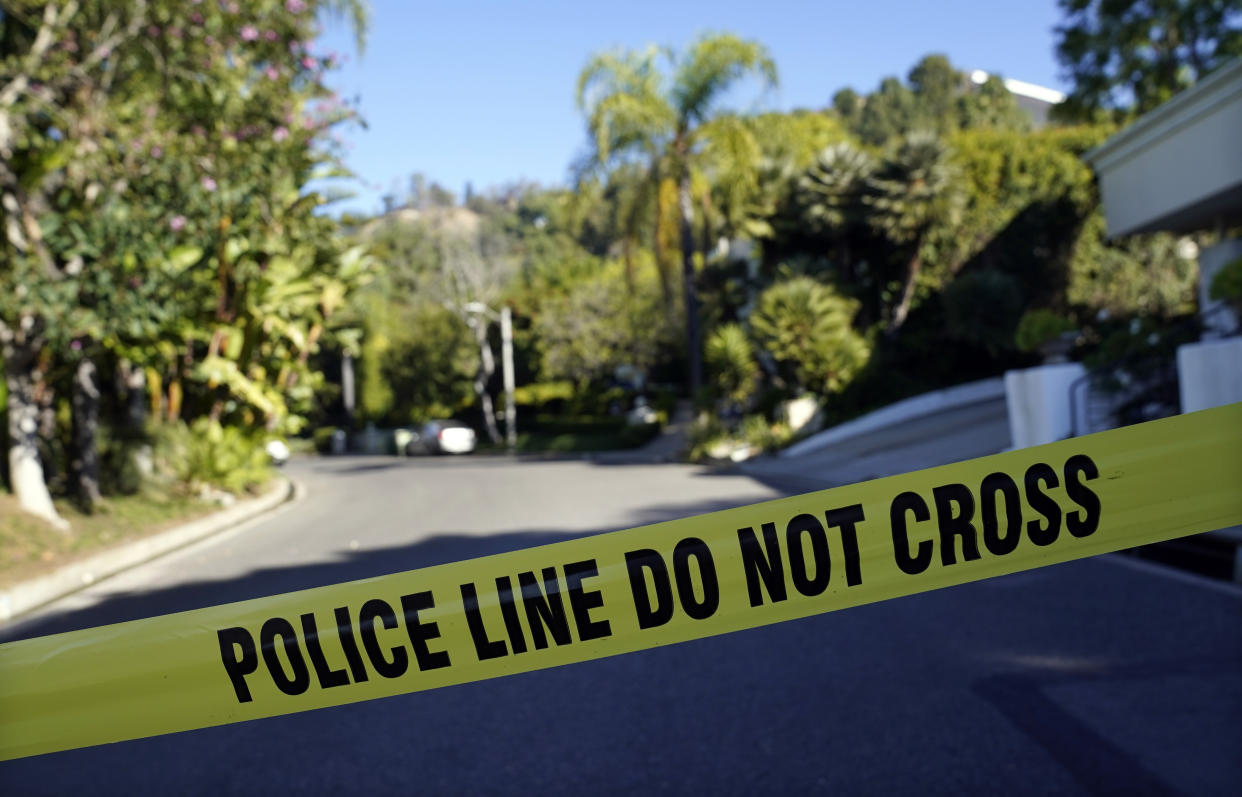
[[1, 404, 1240, 761]]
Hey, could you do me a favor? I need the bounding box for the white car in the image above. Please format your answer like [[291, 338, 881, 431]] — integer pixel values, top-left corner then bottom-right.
[[407, 420, 477, 455]]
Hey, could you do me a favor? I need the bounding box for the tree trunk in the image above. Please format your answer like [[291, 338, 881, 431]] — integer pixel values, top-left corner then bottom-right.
[[2, 325, 67, 530], [886, 247, 923, 338], [117, 359, 147, 431], [470, 318, 501, 445], [71, 356, 103, 511], [678, 174, 702, 396]]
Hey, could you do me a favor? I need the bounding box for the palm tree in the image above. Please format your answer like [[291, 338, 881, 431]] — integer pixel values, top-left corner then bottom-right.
[[864, 131, 962, 337], [576, 33, 777, 394]]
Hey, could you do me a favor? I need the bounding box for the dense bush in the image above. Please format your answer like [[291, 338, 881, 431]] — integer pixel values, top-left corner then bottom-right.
[[750, 277, 870, 396], [153, 420, 272, 496]]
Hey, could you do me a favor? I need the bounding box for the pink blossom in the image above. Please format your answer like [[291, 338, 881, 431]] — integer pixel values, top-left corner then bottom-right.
[[191, 12, 204, 24], [301, 56, 316, 69], [265, 30, 279, 42], [286, 0, 308, 12], [170, 215, 187, 231], [150, 145, 163, 158], [147, 25, 160, 36], [71, 339, 82, 351], [241, 25, 258, 41], [272, 126, 289, 142], [265, 66, 280, 80], [201, 176, 217, 191]]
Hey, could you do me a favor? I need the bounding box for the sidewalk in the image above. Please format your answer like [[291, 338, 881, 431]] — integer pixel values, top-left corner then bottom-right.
[[741, 396, 1011, 493], [0, 477, 294, 623]]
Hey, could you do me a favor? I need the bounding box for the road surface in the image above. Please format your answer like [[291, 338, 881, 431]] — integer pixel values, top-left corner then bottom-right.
[[2, 453, 1240, 795]]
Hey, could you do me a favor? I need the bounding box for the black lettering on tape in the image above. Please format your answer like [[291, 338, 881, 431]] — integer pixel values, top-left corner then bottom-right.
[[786, 514, 831, 596], [932, 483, 981, 566], [300, 612, 349, 689], [1064, 454, 1101, 538], [400, 591, 452, 670], [518, 568, 573, 649], [625, 549, 674, 629], [737, 522, 786, 607], [979, 472, 1023, 557], [218, 627, 258, 703], [333, 606, 370, 684], [672, 537, 719, 620], [358, 599, 410, 678], [825, 504, 866, 586], [260, 617, 311, 696], [1024, 463, 1062, 546], [890, 492, 933, 575], [565, 559, 611, 641], [496, 576, 528, 655], [460, 582, 507, 660]]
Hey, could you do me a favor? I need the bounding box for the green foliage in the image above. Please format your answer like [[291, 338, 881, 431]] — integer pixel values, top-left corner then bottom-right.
[[942, 271, 1024, 355], [686, 413, 731, 461], [1015, 309, 1076, 352], [535, 259, 676, 383], [153, 419, 271, 495], [1, 0, 371, 507], [705, 323, 758, 404], [1068, 217, 1199, 317], [1209, 257, 1242, 309], [838, 54, 1032, 147], [1054, 0, 1242, 120], [750, 277, 870, 394]]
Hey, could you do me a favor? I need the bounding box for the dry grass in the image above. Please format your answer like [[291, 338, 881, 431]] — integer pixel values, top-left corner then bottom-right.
[[0, 492, 214, 588]]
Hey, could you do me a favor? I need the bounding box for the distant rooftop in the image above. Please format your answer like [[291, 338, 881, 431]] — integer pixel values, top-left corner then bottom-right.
[[969, 69, 1066, 128]]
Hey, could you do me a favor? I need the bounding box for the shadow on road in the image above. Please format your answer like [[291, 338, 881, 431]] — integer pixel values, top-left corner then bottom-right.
[[2, 487, 778, 644]]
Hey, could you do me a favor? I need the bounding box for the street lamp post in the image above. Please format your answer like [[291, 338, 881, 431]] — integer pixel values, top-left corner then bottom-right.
[[464, 302, 517, 449]]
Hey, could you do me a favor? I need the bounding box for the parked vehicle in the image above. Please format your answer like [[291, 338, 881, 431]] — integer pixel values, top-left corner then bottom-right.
[[406, 420, 477, 455]]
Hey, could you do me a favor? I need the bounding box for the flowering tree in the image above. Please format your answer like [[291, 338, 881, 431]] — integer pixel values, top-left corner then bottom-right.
[[0, 0, 369, 521]]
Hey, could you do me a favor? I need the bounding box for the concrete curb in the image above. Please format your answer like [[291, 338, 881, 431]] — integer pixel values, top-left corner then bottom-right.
[[0, 477, 295, 624], [781, 377, 1006, 459]]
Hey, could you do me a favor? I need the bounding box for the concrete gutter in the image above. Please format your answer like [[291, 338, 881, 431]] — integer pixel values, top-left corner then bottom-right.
[[0, 477, 295, 623], [781, 377, 1006, 459]]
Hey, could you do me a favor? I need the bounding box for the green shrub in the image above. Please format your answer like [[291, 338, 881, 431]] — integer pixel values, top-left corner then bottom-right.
[[686, 415, 731, 461], [530, 415, 627, 435], [154, 419, 272, 495], [312, 426, 339, 454], [618, 421, 662, 448], [943, 271, 1024, 355], [1210, 257, 1242, 313], [750, 276, 870, 395], [1014, 309, 1075, 352], [705, 323, 759, 405]]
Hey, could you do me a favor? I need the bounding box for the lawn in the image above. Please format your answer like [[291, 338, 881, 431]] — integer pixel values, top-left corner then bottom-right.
[[0, 492, 215, 589]]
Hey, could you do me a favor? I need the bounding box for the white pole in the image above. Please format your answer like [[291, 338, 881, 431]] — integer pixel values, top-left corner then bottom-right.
[[501, 306, 516, 449]]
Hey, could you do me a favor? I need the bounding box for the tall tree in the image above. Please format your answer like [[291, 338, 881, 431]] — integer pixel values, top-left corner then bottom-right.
[[1, 1, 368, 522], [1055, 0, 1242, 119], [577, 32, 777, 395], [865, 132, 963, 337]]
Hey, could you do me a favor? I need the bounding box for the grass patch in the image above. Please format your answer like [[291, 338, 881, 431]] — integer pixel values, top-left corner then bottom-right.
[[0, 492, 216, 588]]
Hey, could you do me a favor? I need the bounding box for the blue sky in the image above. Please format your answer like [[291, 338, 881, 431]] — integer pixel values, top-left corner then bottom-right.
[[315, 0, 1069, 215]]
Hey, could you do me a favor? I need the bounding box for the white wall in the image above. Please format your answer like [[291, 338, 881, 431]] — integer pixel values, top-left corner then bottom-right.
[[1004, 363, 1087, 449]]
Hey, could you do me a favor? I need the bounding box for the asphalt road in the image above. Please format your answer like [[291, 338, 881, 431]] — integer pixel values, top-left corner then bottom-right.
[[2, 453, 1240, 795]]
